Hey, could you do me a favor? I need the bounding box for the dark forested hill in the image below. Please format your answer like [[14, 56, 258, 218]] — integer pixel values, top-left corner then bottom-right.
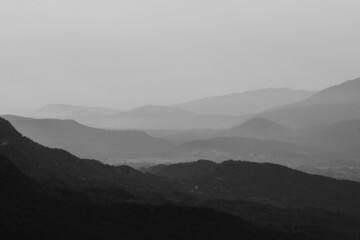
[[0, 154, 302, 240], [147, 160, 360, 217]]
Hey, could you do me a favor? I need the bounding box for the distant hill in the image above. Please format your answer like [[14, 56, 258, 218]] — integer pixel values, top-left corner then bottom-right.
[[145, 129, 221, 144], [259, 78, 360, 129], [3, 115, 172, 162], [173, 88, 315, 116], [147, 160, 360, 217], [220, 117, 295, 140], [290, 78, 360, 107], [294, 119, 360, 156], [80, 105, 245, 130], [125, 105, 197, 117], [33, 104, 120, 119], [158, 136, 319, 166]]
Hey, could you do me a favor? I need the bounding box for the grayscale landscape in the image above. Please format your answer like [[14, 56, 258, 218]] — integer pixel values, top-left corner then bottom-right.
[[2, 1, 360, 239]]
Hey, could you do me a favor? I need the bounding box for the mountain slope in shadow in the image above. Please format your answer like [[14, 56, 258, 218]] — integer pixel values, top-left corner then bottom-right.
[[147, 160, 360, 217], [1, 154, 300, 240]]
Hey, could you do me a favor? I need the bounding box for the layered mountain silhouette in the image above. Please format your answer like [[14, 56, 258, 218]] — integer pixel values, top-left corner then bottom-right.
[[294, 118, 360, 156], [259, 78, 360, 129], [78, 105, 244, 130], [2, 117, 360, 239], [3, 115, 172, 162], [173, 88, 315, 115], [220, 117, 295, 140], [33, 104, 120, 119], [0, 117, 173, 198]]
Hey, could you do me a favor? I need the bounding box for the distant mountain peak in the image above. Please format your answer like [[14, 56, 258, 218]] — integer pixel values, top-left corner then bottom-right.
[[220, 117, 294, 140]]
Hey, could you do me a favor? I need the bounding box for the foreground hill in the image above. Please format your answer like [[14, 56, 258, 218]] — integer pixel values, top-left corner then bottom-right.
[[1, 155, 298, 240], [3, 115, 172, 162], [173, 88, 315, 116], [147, 160, 360, 217], [259, 78, 360, 129], [220, 117, 295, 140]]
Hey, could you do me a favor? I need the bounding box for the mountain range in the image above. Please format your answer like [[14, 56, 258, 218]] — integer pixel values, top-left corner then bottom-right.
[[2, 117, 360, 239], [258, 78, 360, 129], [33, 104, 120, 119], [3, 115, 172, 163], [173, 88, 315, 115]]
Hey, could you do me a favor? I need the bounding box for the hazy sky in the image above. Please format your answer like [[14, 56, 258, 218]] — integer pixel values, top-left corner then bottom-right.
[[1, 0, 360, 109]]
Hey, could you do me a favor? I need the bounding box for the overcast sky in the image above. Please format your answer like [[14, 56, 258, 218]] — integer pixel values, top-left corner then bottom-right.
[[1, 0, 360, 109]]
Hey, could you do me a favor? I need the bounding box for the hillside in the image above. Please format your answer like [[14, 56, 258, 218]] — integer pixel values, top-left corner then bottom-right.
[[0, 117, 174, 199], [1, 155, 298, 240], [147, 160, 360, 217], [259, 78, 360, 129], [3, 115, 172, 162], [173, 88, 315, 116], [294, 119, 360, 155], [220, 117, 295, 140]]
